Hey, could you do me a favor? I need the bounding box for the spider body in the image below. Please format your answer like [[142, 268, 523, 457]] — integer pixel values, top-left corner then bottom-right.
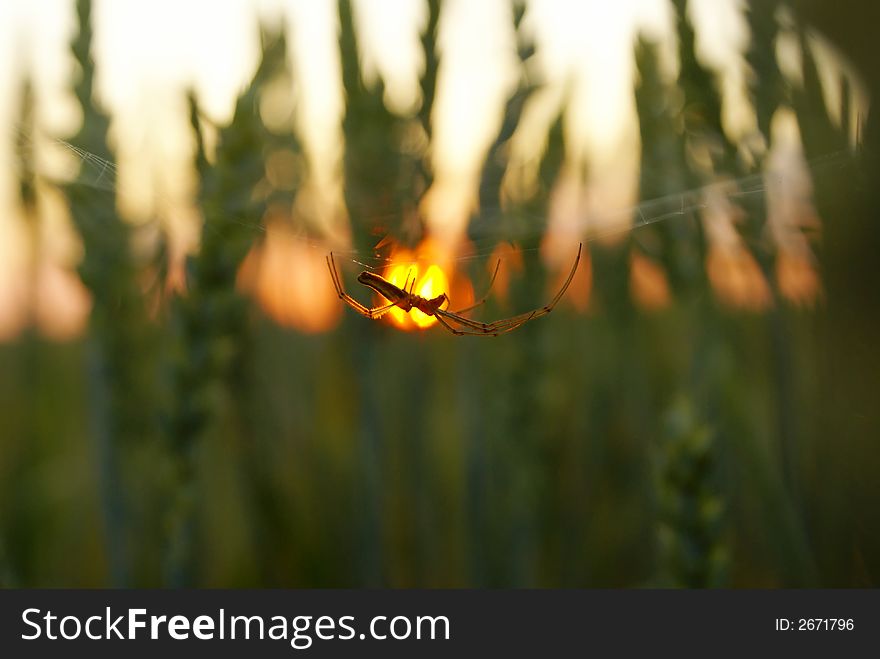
[[327, 243, 582, 336], [356, 271, 447, 316]]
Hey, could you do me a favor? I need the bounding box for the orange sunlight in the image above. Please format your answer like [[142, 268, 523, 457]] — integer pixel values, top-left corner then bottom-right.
[[379, 238, 463, 330], [630, 250, 671, 311], [239, 220, 342, 334]]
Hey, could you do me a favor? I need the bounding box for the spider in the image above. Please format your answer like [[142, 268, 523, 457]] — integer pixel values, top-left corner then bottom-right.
[[326, 243, 582, 336]]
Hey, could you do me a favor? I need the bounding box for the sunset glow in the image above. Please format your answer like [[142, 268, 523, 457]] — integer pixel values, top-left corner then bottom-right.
[[379, 240, 455, 330]]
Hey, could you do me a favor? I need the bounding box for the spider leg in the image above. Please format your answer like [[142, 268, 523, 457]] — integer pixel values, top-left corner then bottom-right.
[[433, 313, 470, 336], [361, 300, 399, 320], [327, 253, 399, 320], [433, 312, 501, 337], [451, 300, 550, 333], [447, 259, 501, 315], [475, 242, 581, 331], [434, 308, 490, 331], [435, 308, 525, 335], [434, 310, 532, 336], [408, 267, 418, 294], [434, 243, 582, 335]]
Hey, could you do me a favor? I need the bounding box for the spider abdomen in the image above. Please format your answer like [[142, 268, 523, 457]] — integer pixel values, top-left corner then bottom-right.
[[357, 271, 407, 303]]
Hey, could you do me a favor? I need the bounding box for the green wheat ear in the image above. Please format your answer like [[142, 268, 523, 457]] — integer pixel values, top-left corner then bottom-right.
[[61, 0, 162, 587], [163, 26, 294, 587], [654, 396, 728, 588]]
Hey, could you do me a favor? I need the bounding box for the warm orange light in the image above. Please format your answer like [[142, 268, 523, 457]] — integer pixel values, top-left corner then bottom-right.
[[239, 218, 342, 334], [486, 242, 523, 303], [630, 250, 670, 311], [701, 184, 772, 312], [380, 239, 455, 330], [542, 235, 591, 312], [35, 260, 91, 341], [776, 247, 822, 309], [706, 244, 773, 312]]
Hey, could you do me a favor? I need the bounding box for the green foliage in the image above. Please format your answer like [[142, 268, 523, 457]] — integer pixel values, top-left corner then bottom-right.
[[654, 398, 727, 587], [16, 81, 37, 220], [792, 28, 850, 159], [60, 0, 161, 587], [788, 11, 880, 586], [633, 37, 702, 292], [339, 0, 415, 249], [173, 42, 279, 448], [164, 26, 297, 585], [672, 0, 738, 177], [475, 1, 540, 245], [744, 0, 785, 140], [418, 0, 442, 140]]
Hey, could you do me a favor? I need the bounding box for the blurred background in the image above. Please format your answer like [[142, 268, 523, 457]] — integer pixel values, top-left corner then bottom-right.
[[0, 0, 877, 587]]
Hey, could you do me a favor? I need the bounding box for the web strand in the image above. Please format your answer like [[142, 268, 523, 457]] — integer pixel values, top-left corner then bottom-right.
[[11, 126, 856, 270]]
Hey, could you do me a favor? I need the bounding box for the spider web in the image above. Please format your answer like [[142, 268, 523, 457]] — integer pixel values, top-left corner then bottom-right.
[[12, 125, 857, 271]]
